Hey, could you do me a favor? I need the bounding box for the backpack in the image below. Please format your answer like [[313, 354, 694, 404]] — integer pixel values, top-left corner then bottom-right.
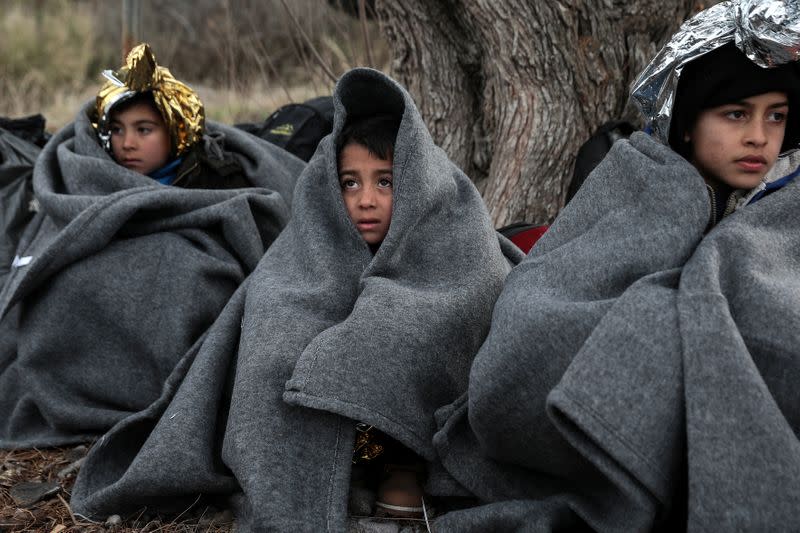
[[497, 121, 634, 256], [497, 222, 549, 254], [236, 96, 334, 162], [1, 127, 41, 287], [567, 120, 634, 204], [0, 114, 51, 147]]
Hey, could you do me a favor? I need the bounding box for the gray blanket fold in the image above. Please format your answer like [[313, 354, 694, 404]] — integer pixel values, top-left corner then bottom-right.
[[71, 68, 519, 532], [0, 129, 40, 289], [675, 180, 800, 530], [0, 103, 303, 449], [433, 132, 800, 531]]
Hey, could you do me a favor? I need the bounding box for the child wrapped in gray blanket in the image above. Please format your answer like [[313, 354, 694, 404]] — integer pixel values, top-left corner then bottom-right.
[[0, 43, 300, 449], [95, 43, 251, 189], [431, 1, 800, 531], [69, 67, 520, 531], [335, 114, 429, 517], [659, 40, 800, 228]]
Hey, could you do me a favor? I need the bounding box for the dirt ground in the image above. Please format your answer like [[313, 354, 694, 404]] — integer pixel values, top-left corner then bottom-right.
[[0, 445, 233, 533], [1, 446, 432, 533]]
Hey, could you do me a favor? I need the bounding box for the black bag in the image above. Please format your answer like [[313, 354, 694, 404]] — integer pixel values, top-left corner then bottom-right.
[[1, 128, 41, 287], [0, 114, 51, 147], [567, 120, 634, 205], [236, 96, 334, 162]]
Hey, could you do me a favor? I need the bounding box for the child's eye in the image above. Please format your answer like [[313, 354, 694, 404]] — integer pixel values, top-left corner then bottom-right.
[[767, 111, 787, 123], [378, 177, 393, 188], [138, 127, 153, 134], [109, 125, 123, 135], [340, 178, 358, 190], [725, 110, 746, 120]]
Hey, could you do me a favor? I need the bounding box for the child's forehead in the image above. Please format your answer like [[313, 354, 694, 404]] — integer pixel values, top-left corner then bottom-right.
[[705, 90, 790, 111], [110, 101, 164, 123], [338, 142, 393, 166]]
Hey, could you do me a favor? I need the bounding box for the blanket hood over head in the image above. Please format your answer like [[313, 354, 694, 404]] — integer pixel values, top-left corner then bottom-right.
[[71, 67, 520, 532], [281, 68, 520, 451]]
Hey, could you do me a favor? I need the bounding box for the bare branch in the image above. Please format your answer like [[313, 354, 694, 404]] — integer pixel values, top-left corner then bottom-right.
[[359, 0, 375, 67], [277, 0, 338, 83]]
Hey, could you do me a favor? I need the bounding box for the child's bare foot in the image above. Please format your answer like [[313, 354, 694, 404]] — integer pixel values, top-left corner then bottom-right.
[[374, 464, 425, 519]]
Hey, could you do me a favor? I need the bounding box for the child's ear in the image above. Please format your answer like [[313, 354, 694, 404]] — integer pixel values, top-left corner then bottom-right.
[[683, 132, 691, 142]]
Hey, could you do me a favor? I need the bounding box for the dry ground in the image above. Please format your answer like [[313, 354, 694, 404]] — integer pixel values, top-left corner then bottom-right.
[[0, 445, 233, 533], [1, 447, 432, 533]]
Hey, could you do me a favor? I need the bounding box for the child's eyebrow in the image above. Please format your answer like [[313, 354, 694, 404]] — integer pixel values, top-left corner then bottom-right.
[[726, 100, 789, 108], [337, 167, 393, 175]]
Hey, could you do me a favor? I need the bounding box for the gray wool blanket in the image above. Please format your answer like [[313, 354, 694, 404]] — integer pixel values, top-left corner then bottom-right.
[[70, 68, 521, 531], [0, 103, 303, 449], [432, 132, 800, 531], [0, 128, 40, 289]]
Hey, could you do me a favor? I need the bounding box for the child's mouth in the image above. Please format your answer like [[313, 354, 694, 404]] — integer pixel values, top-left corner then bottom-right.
[[736, 156, 767, 172], [357, 219, 380, 230]]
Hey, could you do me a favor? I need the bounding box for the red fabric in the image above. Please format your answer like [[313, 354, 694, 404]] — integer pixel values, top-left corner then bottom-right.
[[508, 225, 549, 254]]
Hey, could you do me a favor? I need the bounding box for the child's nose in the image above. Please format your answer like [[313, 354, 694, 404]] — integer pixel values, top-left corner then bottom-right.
[[122, 131, 137, 149], [359, 187, 376, 208], [744, 120, 768, 146]]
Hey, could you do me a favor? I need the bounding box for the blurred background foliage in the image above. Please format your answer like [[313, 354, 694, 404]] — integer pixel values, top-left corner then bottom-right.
[[0, 0, 389, 129]]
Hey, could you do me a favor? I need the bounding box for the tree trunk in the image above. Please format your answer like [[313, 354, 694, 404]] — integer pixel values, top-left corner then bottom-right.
[[375, 0, 696, 226]]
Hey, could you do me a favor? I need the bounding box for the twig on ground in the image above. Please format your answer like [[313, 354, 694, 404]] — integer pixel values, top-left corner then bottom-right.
[[56, 494, 78, 526], [56, 493, 77, 525], [32, 447, 49, 463], [167, 493, 203, 525]]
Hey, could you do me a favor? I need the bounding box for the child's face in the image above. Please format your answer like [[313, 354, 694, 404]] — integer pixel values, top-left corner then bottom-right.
[[689, 91, 788, 190], [338, 143, 393, 247], [109, 102, 172, 175]]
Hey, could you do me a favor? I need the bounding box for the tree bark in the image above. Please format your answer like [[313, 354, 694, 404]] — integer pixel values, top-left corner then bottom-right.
[[376, 0, 696, 226]]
